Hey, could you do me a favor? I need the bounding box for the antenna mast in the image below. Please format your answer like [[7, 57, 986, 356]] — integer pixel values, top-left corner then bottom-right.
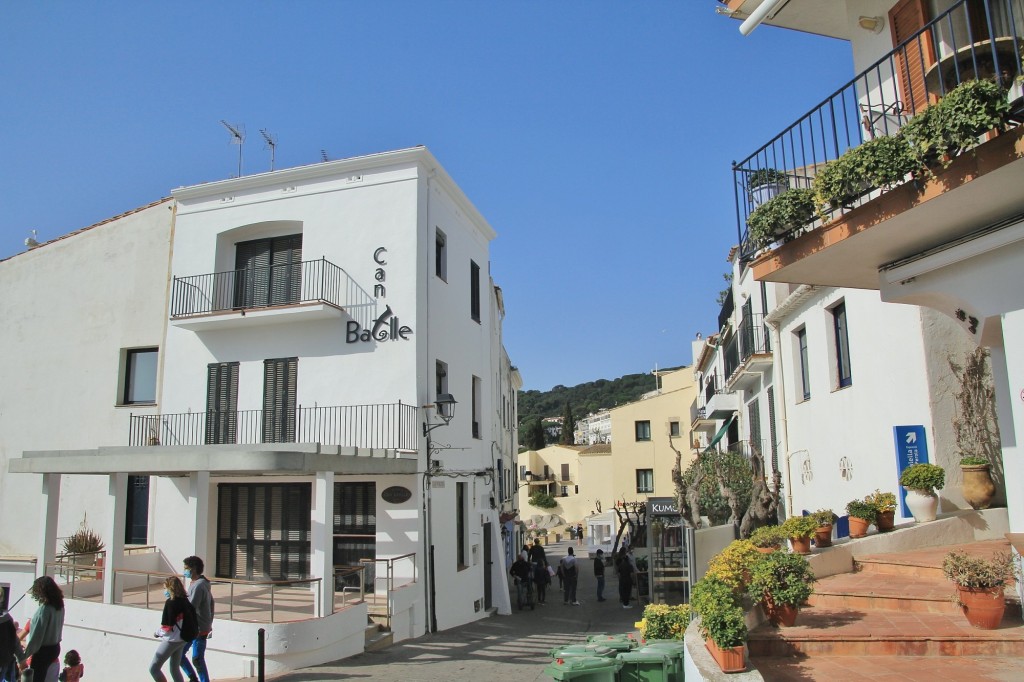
[[220, 120, 245, 177], [259, 128, 277, 171]]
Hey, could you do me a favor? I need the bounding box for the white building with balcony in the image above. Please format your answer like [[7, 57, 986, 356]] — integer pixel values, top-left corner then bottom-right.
[[0, 147, 519, 680]]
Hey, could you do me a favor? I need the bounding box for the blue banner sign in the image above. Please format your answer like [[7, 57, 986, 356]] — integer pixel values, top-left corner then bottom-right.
[[893, 425, 929, 517]]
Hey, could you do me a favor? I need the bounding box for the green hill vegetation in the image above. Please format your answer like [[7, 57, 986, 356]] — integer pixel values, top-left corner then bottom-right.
[[518, 372, 665, 432]]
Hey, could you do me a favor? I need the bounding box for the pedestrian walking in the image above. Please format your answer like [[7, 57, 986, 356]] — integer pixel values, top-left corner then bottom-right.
[[0, 589, 24, 682], [149, 577, 196, 682], [509, 555, 532, 610], [594, 549, 606, 602], [616, 547, 635, 608], [179, 556, 214, 682], [576, 523, 584, 547], [528, 539, 547, 569], [532, 560, 550, 605], [17, 576, 65, 682], [59, 649, 83, 682], [559, 547, 579, 605]]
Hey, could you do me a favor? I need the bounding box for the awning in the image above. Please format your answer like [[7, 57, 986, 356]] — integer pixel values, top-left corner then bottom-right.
[[703, 413, 737, 454]]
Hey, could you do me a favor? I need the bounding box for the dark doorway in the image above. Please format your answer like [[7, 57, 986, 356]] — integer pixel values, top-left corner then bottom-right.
[[483, 522, 493, 609], [125, 475, 150, 544]]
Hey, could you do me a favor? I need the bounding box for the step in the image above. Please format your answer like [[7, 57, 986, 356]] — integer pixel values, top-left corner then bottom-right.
[[810, 571, 959, 614], [747, 604, 1024, 657], [853, 539, 1013, 581], [752, 654, 1024, 681], [364, 622, 393, 652]]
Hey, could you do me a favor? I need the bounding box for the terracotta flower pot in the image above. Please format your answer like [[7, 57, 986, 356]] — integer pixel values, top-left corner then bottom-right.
[[848, 516, 871, 539], [762, 599, 799, 627], [961, 464, 996, 510], [705, 638, 746, 673], [789, 536, 812, 555], [958, 585, 1006, 629], [755, 545, 780, 554], [876, 510, 895, 532], [813, 524, 833, 548]]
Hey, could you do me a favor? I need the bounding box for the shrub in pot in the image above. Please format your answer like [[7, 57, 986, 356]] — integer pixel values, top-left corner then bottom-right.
[[63, 527, 105, 558], [845, 499, 878, 538], [864, 489, 898, 531], [706, 539, 760, 592], [809, 509, 836, 548], [528, 491, 557, 509], [899, 463, 945, 523], [942, 549, 1020, 629], [748, 167, 790, 207], [746, 188, 816, 248], [691, 575, 747, 673], [813, 134, 918, 214], [749, 524, 787, 552], [638, 603, 691, 641], [960, 456, 997, 510], [749, 550, 816, 627], [781, 515, 817, 554]]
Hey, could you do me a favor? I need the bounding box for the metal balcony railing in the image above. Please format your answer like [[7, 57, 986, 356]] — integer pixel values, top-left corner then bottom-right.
[[733, 0, 1024, 260], [171, 257, 355, 318], [129, 402, 419, 450], [717, 289, 734, 331], [700, 372, 729, 407], [737, 313, 772, 363]]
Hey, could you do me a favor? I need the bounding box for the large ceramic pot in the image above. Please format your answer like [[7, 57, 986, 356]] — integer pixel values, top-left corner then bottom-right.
[[813, 524, 833, 548], [961, 464, 997, 510], [789, 537, 812, 555], [705, 638, 746, 673], [876, 510, 896, 532], [957, 585, 1005, 629], [848, 516, 871, 539], [904, 487, 939, 523]]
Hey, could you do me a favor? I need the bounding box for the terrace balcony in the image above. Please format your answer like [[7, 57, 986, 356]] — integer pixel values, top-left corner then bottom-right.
[[732, 0, 1024, 292], [725, 313, 773, 390], [700, 372, 739, 420]]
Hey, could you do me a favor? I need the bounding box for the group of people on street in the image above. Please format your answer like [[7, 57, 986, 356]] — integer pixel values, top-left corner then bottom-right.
[[0, 554, 214, 682]]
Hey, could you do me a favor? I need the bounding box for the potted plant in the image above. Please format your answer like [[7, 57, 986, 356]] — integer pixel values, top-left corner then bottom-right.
[[813, 134, 919, 215], [637, 603, 691, 641], [781, 515, 817, 555], [706, 539, 760, 592], [845, 499, 877, 538], [942, 549, 1020, 629], [748, 167, 790, 207], [899, 463, 945, 522], [809, 509, 836, 548], [746, 188, 816, 248], [691, 575, 747, 673], [865, 489, 898, 532], [749, 525, 787, 553], [960, 456, 997, 510], [749, 550, 816, 627]]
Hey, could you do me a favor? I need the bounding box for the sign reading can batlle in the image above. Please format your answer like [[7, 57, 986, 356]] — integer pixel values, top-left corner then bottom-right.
[[346, 247, 414, 343], [381, 486, 413, 504], [647, 496, 680, 517]]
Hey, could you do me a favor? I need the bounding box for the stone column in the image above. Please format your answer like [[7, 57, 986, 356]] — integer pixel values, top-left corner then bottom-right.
[[189, 471, 211, 562], [37, 473, 62, 578], [312, 471, 335, 617], [104, 473, 128, 604]]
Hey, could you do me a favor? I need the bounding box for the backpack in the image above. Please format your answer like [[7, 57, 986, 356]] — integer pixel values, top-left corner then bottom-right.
[[178, 598, 199, 642]]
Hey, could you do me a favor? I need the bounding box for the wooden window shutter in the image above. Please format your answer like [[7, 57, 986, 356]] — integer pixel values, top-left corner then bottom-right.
[[206, 362, 239, 444], [561, 463, 570, 481], [263, 357, 298, 443], [889, 0, 935, 113]]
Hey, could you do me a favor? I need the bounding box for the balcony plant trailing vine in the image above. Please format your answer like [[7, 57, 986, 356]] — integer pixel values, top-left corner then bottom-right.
[[746, 188, 816, 248]]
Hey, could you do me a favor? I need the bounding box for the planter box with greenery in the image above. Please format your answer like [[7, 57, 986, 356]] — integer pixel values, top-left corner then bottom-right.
[[746, 188, 816, 248], [864, 489, 898, 531], [528, 491, 557, 509], [749, 550, 816, 627], [845, 499, 877, 538], [706, 539, 759, 593], [781, 515, 817, 554], [943, 549, 1020, 629], [813, 133, 919, 214], [691, 575, 747, 673], [638, 603, 691, 641]]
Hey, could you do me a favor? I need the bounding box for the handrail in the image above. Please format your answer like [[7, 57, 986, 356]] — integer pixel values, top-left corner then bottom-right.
[[358, 553, 417, 631]]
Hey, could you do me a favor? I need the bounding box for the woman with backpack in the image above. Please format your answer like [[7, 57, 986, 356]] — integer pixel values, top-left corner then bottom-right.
[[149, 577, 195, 682]]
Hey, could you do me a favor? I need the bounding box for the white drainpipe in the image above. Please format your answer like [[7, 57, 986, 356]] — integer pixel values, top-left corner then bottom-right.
[[739, 0, 789, 35]]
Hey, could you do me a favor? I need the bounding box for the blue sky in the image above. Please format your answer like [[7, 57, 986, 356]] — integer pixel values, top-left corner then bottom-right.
[[0, 2, 851, 392]]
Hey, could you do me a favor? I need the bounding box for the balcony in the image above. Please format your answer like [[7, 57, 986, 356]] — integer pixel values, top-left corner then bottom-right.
[[170, 258, 356, 331], [726, 314, 773, 390], [733, 0, 1024, 289], [700, 372, 739, 420], [129, 402, 419, 451]]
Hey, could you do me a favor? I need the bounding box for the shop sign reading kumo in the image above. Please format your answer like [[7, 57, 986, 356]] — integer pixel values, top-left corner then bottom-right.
[[347, 247, 414, 343]]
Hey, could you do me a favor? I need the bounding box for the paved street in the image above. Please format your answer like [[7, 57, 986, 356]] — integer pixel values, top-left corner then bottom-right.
[[268, 539, 643, 681]]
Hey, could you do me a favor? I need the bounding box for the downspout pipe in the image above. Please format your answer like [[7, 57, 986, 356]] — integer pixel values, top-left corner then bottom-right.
[[739, 0, 788, 35]]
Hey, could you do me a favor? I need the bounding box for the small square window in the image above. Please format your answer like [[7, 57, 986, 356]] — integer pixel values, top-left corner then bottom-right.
[[635, 420, 651, 441], [123, 348, 158, 404], [669, 421, 680, 437]]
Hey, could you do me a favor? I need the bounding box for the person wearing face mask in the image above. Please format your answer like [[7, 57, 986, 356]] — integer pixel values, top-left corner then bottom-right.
[[149, 577, 192, 682], [178, 556, 213, 682]]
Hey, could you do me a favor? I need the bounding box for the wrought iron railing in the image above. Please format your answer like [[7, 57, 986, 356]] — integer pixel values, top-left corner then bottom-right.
[[737, 313, 771, 362], [360, 552, 417, 631], [129, 402, 419, 450], [717, 289, 734, 331], [734, 0, 1024, 259], [700, 372, 729, 407], [170, 257, 355, 318]]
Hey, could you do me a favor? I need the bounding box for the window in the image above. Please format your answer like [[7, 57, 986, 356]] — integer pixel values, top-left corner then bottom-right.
[[456, 482, 467, 569], [263, 357, 298, 443], [333, 482, 376, 589], [206, 362, 239, 444], [234, 234, 302, 308], [561, 463, 570, 481], [748, 398, 761, 456], [833, 302, 853, 388], [470, 260, 481, 322], [472, 375, 482, 439], [635, 420, 651, 441], [435, 229, 447, 281], [796, 328, 811, 401], [669, 421, 680, 437], [216, 482, 311, 580], [436, 360, 448, 396], [560, 485, 568, 497], [636, 469, 654, 494], [519, 465, 527, 480], [123, 348, 158, 404]]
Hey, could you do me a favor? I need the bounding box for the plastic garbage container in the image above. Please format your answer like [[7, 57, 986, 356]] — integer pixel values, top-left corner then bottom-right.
[[549, 644, 616, 659], [544, 655, 621, 682], [636, 642, 685, 682], [586, 633, 638, 653], [616, 650, 670, 682]]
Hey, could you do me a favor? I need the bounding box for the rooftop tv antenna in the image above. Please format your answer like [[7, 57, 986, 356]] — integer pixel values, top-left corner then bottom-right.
[[259, 128, 277, 171], [219, 120, 245, 177], [25, 229, 39, 249], [320, 149, 330, 162]]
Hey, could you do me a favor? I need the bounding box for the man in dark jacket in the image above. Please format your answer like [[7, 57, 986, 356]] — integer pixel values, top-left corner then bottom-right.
[[594, 549, 606, 602]]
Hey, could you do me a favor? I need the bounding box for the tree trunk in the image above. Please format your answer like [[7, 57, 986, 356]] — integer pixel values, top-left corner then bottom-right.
[[669, 437, 702, 528], [738, 444, 781, 538]]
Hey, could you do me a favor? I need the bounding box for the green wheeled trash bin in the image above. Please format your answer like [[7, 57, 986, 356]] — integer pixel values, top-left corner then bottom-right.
[[616, 650, 671, 682], [636, 642, 686, 682], [586, 633, 638, 653], [544, 655, 621, 682], [549, 644, 616, 659]]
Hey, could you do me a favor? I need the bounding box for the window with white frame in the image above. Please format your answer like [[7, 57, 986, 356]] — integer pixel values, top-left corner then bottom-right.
[[796, 327, 811, 401], [636, 469, 653, 493], [832, 301, 853, 388], [635, 420, 651, 441]]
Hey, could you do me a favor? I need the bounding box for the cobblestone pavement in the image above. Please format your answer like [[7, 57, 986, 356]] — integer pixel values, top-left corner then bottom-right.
[[265, 540, 642, 681]]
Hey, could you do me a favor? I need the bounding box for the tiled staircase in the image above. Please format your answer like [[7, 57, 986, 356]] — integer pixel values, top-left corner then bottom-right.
[[748, 540, 1024, 681]]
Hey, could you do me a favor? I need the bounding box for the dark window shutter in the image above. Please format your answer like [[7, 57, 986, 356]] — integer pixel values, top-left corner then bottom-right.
[[263, 358, 297, 443], [767, 387, 779, 474], [889, 0, 934, 113], [748, 399, 762, 457], [470, 260, 481, 321], [206, 362, 239, 444], [235, 234, 302, 308]]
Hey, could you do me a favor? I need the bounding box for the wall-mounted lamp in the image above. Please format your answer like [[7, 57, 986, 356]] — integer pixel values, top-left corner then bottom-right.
[[858, 16, 884, 33], [423, 393, 457, 437]]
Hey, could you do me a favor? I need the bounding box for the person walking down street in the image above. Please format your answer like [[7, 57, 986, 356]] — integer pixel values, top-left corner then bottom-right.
[[594, 549, 606, 602], [532, 560, 550, 605], [576, 523, 584, 547], [179, 556, 214, 682], [0, 588, 24, 682], [60, 649, 84, 682], [519, 545, 529, 562], [149, 577, 192, 682], [17, 576, 65, 682], [528, 539, 548, 570], [617, 547, 635, 608], [560, 547, 579, 605], [509, 555, 531, 610]]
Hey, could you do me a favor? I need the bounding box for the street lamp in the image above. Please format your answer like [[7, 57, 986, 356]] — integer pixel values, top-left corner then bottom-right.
[[423, 393, 457, 436]]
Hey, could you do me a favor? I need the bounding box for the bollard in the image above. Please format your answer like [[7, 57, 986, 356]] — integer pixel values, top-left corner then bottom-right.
[[258, 627, 265, 682]]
